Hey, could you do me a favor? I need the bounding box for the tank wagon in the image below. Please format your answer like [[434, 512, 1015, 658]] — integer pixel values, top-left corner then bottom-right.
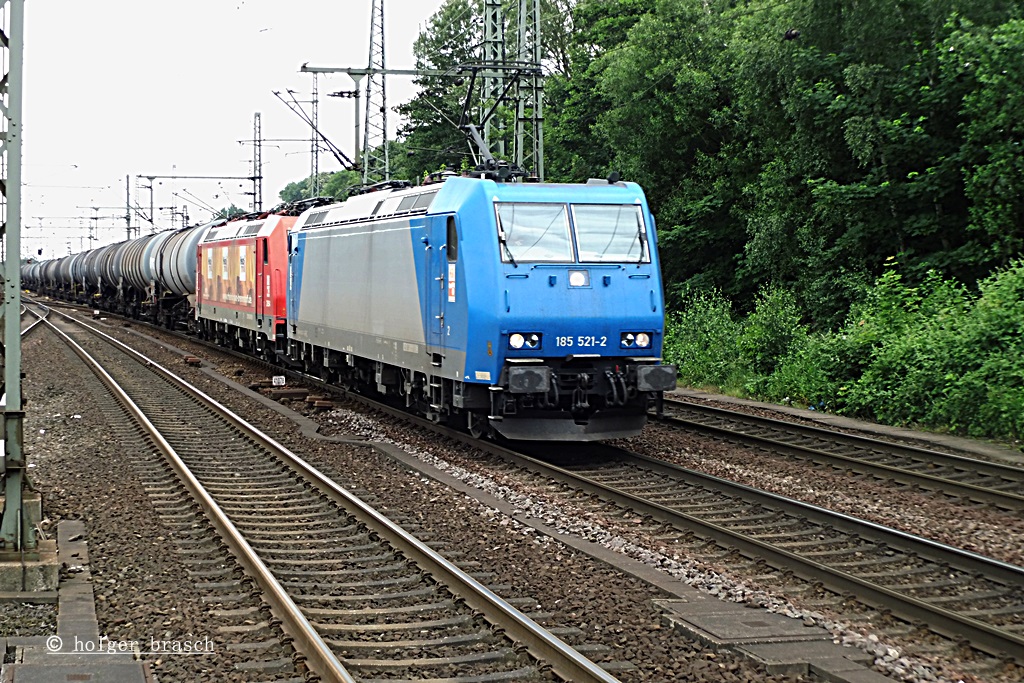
[[286, 176, 677, 441], [28, 217, 225, 324]]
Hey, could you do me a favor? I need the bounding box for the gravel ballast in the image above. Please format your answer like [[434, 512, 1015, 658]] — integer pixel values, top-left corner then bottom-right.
[[13, 311, 1022, 682]]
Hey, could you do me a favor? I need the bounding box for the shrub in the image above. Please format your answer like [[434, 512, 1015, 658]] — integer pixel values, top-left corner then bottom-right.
[[763, 332, 840, 407], [738, 285, 806, 380], [665, 260, 1024, 444], [834, 259, 1022, 440], [663, 288, 741, 388]]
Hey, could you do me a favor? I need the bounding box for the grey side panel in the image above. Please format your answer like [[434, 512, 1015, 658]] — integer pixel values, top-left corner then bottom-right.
[[293, 220, 428, 362]]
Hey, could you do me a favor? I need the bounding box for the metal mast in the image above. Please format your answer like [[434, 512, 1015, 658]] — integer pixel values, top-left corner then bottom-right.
[[482, 0, 506, 156], [309, 75, 321, 197], [362, 0, 389, 182], [515, 0, 543, 180], [125, 175, 135, 239], [253, 112, 263, 211], [0, 0, 32, 555]]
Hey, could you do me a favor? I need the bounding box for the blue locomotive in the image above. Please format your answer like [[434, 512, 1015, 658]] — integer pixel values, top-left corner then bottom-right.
[[286, 175, 677, 440]]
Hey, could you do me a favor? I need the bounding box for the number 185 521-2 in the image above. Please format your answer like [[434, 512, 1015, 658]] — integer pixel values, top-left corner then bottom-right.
[[555, 335, 607, 348]]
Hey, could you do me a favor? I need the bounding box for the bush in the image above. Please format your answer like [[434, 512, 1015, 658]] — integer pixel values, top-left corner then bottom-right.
[[926, 260, 1024, 439], [738, 285, 806, 393], [666, 260, 1023, 445], [663, 289, 742, 389], [832, 259, 1023, 440], [763, 332, 840, 407]]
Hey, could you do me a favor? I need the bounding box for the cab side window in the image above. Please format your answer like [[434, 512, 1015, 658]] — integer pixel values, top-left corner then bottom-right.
[[446, 216, 458, 262]]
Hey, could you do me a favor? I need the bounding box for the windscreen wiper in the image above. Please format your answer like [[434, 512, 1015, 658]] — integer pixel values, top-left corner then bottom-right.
[[498, 229, 518, 267], [636, 213, 648, 263]]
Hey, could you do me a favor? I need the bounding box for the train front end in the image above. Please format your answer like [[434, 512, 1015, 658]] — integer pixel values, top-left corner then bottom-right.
[[442, 177, 677, 441]]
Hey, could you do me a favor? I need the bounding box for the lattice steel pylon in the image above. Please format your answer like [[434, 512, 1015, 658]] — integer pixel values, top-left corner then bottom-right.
[[0, 0, 32, 554], [514, 0, 543, 180], [482, 0, 506, 157], [252, 112, 263, 211], [309, 74, 321, 197], [362, 0, 389, 183]]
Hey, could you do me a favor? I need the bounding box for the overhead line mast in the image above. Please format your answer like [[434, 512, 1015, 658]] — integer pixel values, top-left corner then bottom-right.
[[300, 0, 544, 181], [309, 78, 320, 197], [0, 0, 33, 558], [253, 113, 263, 211], [136, 174, 261, 229], [363, 0, 389, 183], [483, 0, 506, 157], [514, 0, 543, 180]]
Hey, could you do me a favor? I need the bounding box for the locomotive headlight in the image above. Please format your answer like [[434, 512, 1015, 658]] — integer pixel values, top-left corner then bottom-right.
[[621, 332, 653, 349], [508, 333, 542, 350], [568, 270, 590, 287]]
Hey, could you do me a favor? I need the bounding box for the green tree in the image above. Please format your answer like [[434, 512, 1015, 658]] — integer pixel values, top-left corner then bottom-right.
[[941, 17, 1024, 270], [278, 170, 361, 203], [383, 0, 1024, 336], [215, 204, 246, 220], [729, 0, 1024, 324], [320, 170, 362, 198], [582, 0, 748, 304], [397, 0, 482, 180], [543, 0, 650, 182]]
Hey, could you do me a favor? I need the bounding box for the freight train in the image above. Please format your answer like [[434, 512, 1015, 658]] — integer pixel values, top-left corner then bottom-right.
[[22, 175, 676, 441]]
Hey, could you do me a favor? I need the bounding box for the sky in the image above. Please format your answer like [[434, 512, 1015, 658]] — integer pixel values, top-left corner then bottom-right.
[[21, 0, 446, 259]]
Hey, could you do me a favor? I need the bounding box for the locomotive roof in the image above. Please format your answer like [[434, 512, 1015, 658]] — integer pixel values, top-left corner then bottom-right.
[[295, 184, 441, 231], [202, 214, 288, 243], [293, 177, 649, 232]]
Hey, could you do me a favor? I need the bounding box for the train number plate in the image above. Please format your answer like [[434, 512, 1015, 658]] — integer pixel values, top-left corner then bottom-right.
[[554, 335, 607, 348]]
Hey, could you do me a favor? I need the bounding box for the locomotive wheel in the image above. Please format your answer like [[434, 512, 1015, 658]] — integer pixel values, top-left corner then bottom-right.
[[467, 410, 489, 439]]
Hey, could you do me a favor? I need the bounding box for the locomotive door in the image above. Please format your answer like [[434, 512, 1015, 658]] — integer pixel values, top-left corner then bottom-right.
[[255, 238, 267, 322], [424, 215, 451, 357]]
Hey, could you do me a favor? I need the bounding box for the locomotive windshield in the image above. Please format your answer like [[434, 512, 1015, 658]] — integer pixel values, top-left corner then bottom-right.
[[572, 204, 649, 263], [495, 202, 650, 264], [495, 203, 574, 263]]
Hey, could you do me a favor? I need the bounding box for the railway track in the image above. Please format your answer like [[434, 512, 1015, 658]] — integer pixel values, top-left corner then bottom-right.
[[489, 442, 1024, 667], [215, 361, 1024, 669], [37, 303, 623, 683], [37, 299, 1024, 673], [656, 397, 1024, 511]]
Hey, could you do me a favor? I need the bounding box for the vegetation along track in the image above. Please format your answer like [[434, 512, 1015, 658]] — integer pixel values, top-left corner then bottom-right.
[[656, 398, 1024, 512], [37, 303, 622, 683], [476, 440, 1024, 667]]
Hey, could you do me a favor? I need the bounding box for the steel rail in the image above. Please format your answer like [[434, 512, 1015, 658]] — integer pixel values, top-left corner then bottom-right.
[[659, 399, 1024, 510], [47, 308, 621, 683], [249, 374, 1024, 663], [41, 312, 356, 683], [465, 443, 1024, 664], [663, 396, 1024, 478], [21, 303, 48, 335], [40, 299, 1023, 664]]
